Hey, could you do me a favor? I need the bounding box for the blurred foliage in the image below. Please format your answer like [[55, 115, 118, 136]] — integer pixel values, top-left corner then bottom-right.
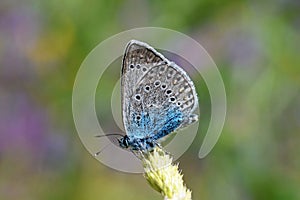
[[0, 0, 299, 200]]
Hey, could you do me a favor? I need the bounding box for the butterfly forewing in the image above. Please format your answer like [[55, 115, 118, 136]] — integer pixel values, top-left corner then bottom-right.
[[121, 40, 198, 140]]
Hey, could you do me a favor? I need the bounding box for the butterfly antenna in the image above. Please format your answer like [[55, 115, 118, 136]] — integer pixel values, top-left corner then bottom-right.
[[94, 133, 124, 138], [94, 133, 124, 156], [94, 143, 111, 157]]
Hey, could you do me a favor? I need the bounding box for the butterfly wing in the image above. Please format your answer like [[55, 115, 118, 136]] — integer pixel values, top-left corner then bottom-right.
[[121, 40, 198, 140]]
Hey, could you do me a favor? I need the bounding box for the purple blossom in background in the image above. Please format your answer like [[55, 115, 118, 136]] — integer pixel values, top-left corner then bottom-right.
[[0, 4, 69, 171], [0, 92, 46, 154], [0, 4, 40, 81]]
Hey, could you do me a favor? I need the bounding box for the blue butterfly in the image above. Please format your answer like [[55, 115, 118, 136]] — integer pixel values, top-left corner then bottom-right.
[[117, 40, 199, 152]]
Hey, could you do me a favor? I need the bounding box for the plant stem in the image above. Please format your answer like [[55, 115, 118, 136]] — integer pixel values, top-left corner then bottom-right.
[[142, 147, 192, 200]]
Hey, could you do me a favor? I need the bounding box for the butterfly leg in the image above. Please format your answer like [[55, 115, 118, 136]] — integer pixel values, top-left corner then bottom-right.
[[155, 142, 163, 150], [154, 142, 171, 157]]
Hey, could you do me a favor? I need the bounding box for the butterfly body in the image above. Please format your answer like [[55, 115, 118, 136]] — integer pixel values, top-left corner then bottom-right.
[[119, 40, 199, 152]]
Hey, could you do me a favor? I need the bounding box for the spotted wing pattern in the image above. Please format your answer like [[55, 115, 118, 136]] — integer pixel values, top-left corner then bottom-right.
[[121, 40, 198, 140]]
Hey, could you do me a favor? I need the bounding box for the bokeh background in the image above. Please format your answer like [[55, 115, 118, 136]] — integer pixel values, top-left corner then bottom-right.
[[1, 0, 300, 199]]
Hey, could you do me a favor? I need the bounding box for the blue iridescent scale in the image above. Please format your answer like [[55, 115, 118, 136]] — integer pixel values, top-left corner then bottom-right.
[[125, 106, 183, 150], [119, 40, 198, 152]]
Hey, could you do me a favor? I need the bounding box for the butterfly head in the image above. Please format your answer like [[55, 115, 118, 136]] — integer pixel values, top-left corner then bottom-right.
[[118, 135, 129, 149]]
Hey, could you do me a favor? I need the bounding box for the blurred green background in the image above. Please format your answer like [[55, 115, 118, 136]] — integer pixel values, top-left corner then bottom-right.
[[1, 0, 300, 200]]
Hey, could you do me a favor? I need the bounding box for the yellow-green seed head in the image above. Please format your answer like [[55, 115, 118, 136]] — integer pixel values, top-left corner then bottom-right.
[[142, 148, 192, 200]]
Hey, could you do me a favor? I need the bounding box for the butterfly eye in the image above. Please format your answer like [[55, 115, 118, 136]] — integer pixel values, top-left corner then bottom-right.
[[123, 138, 128, 147], [129, 64, 134, 69], [177, 101, 182, 106], [136, 115, 141, 120], [161, 84, 167, 90], [134, 94, 141, 101], [136, 64, 141, 69]]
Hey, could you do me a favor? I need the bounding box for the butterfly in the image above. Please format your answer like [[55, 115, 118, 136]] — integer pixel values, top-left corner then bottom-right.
[[117, 40, 199, 152]]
